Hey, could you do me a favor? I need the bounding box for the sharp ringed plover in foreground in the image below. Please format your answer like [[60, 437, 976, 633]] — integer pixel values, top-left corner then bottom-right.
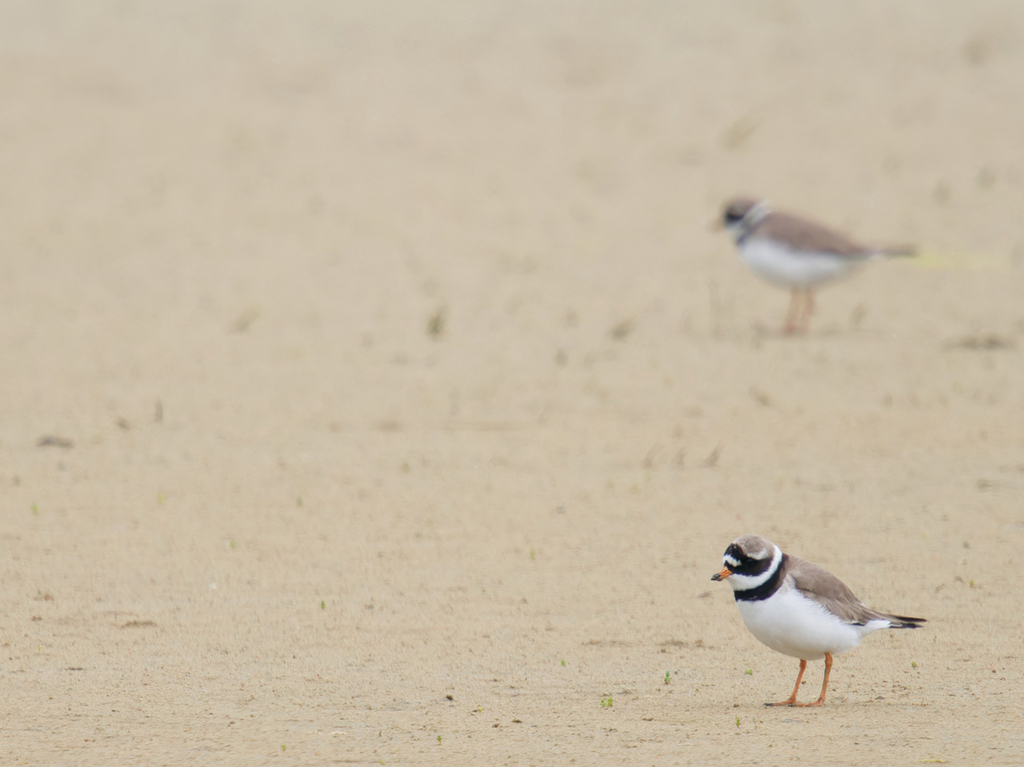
[[712, 534, 924, 707], [722, 198, 915, 333]]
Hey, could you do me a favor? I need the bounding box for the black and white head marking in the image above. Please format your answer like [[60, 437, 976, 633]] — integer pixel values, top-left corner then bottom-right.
[[722, 199, 771, 245], [721, 537, 785, 601]]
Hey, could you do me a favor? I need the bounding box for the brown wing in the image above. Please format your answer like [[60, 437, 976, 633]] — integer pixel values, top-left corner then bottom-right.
[[752, 211, 873, 257], [786, 556, 897, 625]]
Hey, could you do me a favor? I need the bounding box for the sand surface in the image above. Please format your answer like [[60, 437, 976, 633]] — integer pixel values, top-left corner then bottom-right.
[[2, 1, 1024, 764]]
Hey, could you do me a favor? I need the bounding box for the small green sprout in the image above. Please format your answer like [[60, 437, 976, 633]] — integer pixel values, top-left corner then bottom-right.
[[561, 659, 566, 667], [321, 600, 326, 610], [664, 671, 671, 685], [600, 697, 613, 708]]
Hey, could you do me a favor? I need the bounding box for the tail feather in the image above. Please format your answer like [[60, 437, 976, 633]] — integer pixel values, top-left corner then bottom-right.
[[885, 614, 926, 629]]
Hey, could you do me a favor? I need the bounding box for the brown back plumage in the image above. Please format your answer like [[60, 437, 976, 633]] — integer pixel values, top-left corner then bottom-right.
[[752, 212, 873, 257], [724, 197, 917, 258], [783, 555, 925, 628]]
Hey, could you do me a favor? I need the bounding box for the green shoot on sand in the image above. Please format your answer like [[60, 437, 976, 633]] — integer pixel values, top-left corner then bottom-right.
[[745, 668, 753, 675], [735, 716, 740, 727], [600, 697, 613, 708], [321, 600, 326, 610], [664, 671, 671, 685], [436, 735, 442, 744], [561, 659, 566, 667]]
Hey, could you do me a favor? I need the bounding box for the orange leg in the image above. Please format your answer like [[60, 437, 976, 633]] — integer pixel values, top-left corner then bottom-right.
[[798, 289, 816, 333], [767, 658, 807, 706], [767, 653, 833, 707], [792, 652, 833, 707], [782, 289, 802, 334]]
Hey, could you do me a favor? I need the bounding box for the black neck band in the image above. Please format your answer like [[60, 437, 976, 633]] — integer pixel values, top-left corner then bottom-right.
[[734, 553, 787, 602]]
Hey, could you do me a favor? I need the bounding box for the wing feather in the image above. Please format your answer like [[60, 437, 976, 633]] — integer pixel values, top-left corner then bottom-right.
[[787, 556, 895, 625]]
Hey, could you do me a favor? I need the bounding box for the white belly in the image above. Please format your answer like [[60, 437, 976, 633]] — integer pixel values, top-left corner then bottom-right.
[[736, 586, 880, 660], [739, 238, 864, 287]]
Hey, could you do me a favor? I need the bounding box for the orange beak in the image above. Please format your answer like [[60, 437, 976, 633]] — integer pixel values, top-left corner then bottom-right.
[[711, 567, 733, 582]]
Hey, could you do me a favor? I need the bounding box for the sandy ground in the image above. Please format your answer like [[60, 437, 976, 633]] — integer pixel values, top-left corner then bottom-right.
[[2, 1, 1024, 764]]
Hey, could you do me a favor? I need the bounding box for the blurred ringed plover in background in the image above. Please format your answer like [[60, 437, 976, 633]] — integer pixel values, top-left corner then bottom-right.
[[721, 198, 915, 333]]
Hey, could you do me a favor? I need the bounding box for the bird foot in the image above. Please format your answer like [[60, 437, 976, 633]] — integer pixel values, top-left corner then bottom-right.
[[793, 698, 826, 707]]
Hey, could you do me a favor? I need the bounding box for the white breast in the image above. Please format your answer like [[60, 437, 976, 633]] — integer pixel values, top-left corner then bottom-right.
[[739, 237, 864, 288], [735, 581, 887, 660]]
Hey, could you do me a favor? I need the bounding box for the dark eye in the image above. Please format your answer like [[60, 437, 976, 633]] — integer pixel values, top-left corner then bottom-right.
[[724, 209, 744, 224]]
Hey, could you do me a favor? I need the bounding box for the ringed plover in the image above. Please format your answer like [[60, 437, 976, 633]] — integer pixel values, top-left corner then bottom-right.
[[721, 198, 915, 333], [712, 534, 924, 707]]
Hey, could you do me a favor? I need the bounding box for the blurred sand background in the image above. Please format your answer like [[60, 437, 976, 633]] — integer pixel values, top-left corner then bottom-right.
[[2, 1, 1024, 764]]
